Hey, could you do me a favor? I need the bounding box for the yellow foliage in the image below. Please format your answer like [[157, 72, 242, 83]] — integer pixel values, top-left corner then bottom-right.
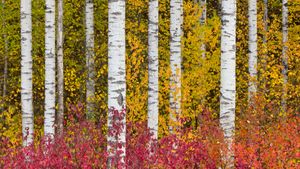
[[0, 106, 22, 147]]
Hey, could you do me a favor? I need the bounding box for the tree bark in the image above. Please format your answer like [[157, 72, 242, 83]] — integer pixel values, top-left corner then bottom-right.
[[107, 0, 126, 167], [21, 0, 34, 146], [248, 0, 257, 104], [147, 0, 159, 140], [44, 0, 56, 138], [281, 0, 288, 113], [169, 0, 183, 133], [195, 0, 206, 58], [57, 0, 64, 135], [263, 0, 268, 48], [2, 0, 7, 110], [220, 0, 236, 167], [85, 0, 96, 120], [262, 0, 268, 94]]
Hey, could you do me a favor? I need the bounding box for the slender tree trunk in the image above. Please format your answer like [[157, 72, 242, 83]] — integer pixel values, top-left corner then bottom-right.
[[199, 0, 206, 26], [44, 0, 56, 138], [248, 0, 257, 104], [57, 0, 64, 135], [262, 0, 268, 94], [220, 0, 236, 167], [194, 1, 206, 122], [2, 0, 7, 109], [107, 0, 126, 167], [263, 0, 268, 46], [169, 0, 183, 133], [3, 31, 7, 102], [85, 0, 95, 120], [281, 0, 288, 112], [195, 0, 206, 58], [147, 0, 159, 140], [21, 0, 34, 146]]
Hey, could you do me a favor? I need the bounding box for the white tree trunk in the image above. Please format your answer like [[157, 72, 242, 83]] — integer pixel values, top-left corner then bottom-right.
[[57, 0, 64, 135], [220, 0, 236, 167], [199, 0, 206, 26], [85, 0, 95, 119], [169, 0, 183, 132], [107, 0, 126, 167], [147, 0, 159, 140], [21, 0, 34, 146], [195, 0, 206, 58], [44, 0, 56, 138], [248, 0, 257, 103], [281, 0, 288, 112]]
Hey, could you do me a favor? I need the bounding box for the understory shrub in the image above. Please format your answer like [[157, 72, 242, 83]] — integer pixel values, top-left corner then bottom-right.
[[1, 104, 299, 169]]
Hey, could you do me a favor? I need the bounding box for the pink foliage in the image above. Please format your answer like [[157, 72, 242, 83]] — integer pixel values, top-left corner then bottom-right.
[[1, 104, 299, 168]]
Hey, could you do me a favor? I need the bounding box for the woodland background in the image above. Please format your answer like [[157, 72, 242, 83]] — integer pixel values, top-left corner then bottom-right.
[[0, 0, 299, 168]]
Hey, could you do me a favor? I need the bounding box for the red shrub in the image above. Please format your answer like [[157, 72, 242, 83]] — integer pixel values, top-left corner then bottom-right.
[[1, 104, 298, 168]]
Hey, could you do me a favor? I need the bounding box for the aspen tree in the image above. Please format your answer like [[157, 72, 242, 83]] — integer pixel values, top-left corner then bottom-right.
[[85, 0, 96, 119], [281, 0, 288, 112], [170, 0, 183, 132], [57, 0, 64, 135], [248, 0, 258, 103], [21, 0, 34, 146], [107, 0, 126, 167], [147, 0, 159, 140], [44, 0, 56, 137], [220, 0, 236, 166]]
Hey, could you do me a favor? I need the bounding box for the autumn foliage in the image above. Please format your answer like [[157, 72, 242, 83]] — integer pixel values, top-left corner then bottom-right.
[[0, 0, 299, 168], [1, 103, 299, 168]]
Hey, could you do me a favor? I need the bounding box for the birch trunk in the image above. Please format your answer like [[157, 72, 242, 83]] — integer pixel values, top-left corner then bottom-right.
[[169, 0, 183, 132], [199, 0, 206, 26], [21, 0, 34, 146], [147, 0, 159, 140], [195, 0, 206, 58], [248, 0, 257, 104], [220, 0, 236, 167], [44, 0, 56, 138], [57, 0, 64, 135], [281, 0, 288, 112], [85, 0, 95, 120], [107, 0, 126, 167]]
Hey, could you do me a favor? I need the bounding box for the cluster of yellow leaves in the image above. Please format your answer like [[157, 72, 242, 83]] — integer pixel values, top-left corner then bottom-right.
[[0, 106, 22, 147]]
